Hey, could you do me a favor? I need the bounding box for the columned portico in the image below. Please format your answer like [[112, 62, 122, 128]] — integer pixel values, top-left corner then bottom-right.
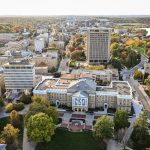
[[72, 91, 88, 112]]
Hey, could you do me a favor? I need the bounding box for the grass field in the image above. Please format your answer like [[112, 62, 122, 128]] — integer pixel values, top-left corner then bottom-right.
[[36, 128, 106, 150], [0, 117, 10, 131]]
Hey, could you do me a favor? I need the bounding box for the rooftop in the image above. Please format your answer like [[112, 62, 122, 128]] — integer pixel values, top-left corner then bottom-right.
[[34, 75, 131, 97]]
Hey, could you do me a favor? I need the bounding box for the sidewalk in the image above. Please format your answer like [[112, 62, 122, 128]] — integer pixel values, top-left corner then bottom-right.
[[23, 128, 36, 150]]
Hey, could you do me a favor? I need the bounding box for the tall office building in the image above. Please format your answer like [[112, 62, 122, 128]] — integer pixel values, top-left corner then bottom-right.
[[3, 59, 35, 92], [34, 38, 45, 53], [87, 28, 111, 65]]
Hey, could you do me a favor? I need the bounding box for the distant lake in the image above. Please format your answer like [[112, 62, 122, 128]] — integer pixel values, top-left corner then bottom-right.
[[142, 28, 150, 36]]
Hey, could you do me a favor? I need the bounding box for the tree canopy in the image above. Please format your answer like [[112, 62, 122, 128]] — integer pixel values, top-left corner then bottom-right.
[[25, 96, 59, 124], [1, 124, 19, 144], [131, 111, 150, 150], [114, 110, 129, 131], [26, 112, 55, 142], [93, 115, 114, 141], [134, 70, 143, 80]]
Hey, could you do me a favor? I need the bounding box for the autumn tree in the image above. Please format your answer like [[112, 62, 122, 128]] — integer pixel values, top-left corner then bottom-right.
[[1, 124, 19, 144], [71, 50, 86, 61], [93, 115, 114, 141], [144, 75, 150, 93], [110, 42, 120, 50], [10, 110, 20, 126], [147, 49, 150, 57], [111, 34, 120, 43], [26, 112, 55, 142]]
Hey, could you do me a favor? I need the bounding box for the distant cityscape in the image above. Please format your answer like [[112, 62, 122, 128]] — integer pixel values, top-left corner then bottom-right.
[[0, 15, 150, 150]]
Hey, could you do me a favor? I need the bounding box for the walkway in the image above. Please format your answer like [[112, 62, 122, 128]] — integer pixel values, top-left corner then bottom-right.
[[23, 128, 36, 150], [106, 139, 133, 150]]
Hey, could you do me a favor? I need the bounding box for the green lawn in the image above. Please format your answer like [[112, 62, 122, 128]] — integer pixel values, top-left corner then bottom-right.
[[0, 117, 10, 131], [36, 128, 106, 150]]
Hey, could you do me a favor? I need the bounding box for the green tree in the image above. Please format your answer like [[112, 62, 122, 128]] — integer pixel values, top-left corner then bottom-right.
[[131, 111, 149, 150], [1, 124, 19, 144], [47, 106, 59, 124], [25, 97, 59, 124], [26, 112, 55, 142], [93, 115, 114, 141], [134, 70, 143, 80], [114, 110, 128, 131], [127, 51, 141, 68], [53, 72, 61, 78], [111, 57, 122, 71]]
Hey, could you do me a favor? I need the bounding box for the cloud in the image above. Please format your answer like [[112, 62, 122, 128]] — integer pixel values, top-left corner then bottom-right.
[[0, 0, 150, 15]]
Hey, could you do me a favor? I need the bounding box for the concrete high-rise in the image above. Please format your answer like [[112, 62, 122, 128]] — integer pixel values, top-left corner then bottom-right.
[[87, 28, 111, 65], [3, 59, 35, 92]]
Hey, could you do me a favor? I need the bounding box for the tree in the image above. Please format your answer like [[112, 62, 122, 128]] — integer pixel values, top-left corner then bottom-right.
[[145, 75, 150, 93], [71, 50, 86, 61], [53, 72, 61, 78], [126, 51, 141, 68], [47, 106, 59, 124], [111, 34, 120, 43], [110, 42, 120, 50], [20, 94, 32, 104], [5, 103, 14, 113], [0, 138, 5, 144], [147, 49, 150, 57], [93, 115, 114, 141], [131, 111, 149, 150], [111, 57, 122, 71], [26, 112, 55, 142], [25, 97, 59, 124], [1, 124, 19, 144], [134, 70, 143, 80], [50, 66, 56, 73], [114, 110, 128, 131], [10, 110, 20, 126], [0, 98, 4, 107]]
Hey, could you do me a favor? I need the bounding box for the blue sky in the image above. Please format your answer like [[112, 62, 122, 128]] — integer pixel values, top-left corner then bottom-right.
[[0, 0, 150, 15]]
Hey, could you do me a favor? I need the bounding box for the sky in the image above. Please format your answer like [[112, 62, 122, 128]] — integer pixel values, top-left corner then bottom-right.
[[0, 0, 150, 16]]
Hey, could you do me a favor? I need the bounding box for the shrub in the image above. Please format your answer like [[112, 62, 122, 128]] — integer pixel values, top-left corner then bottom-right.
[[0, 98, 4, 106], [15, 102, 24, 111], [5, 103, 14, 113]]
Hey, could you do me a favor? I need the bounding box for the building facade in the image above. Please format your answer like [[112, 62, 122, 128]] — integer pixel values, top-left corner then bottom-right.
[[3, 59, 35, 91], [87, 28, 111, 65], [33, 75, 132, 113], [34, 38, 45, 53]]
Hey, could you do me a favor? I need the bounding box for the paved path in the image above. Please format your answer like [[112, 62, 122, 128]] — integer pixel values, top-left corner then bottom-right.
[[0, 104, 30, 118], [23, 128, 36, 150], [107, 139, 133, 150]]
